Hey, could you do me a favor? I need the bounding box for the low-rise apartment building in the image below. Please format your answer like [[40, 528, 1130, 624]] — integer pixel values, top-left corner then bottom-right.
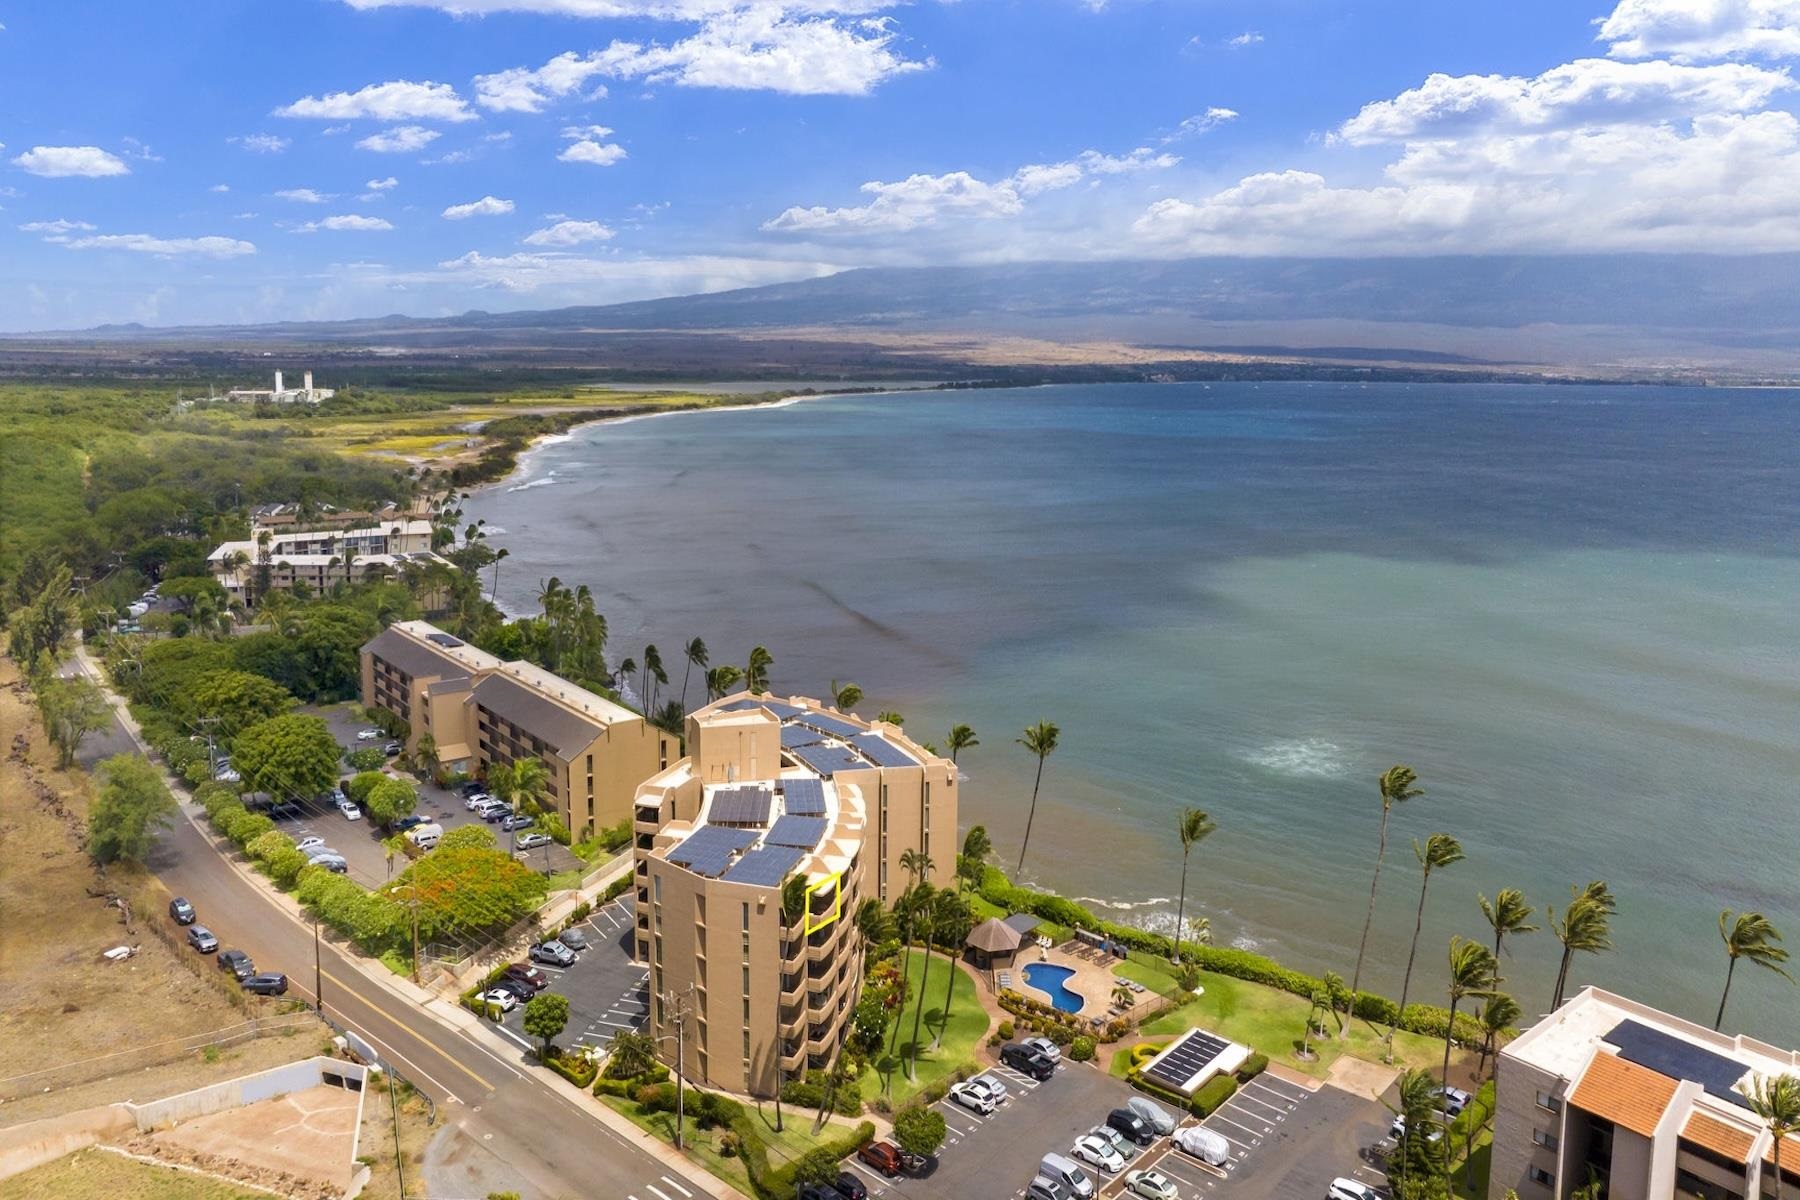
[[632, 694, 958, 1097], [209, 516, 443, 602], [1495, 987, 1800, 1200], [360, 620, 671, 838]]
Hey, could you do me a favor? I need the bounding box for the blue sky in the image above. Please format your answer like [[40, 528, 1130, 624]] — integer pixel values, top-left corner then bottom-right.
[[2, 0, 1798, 329]]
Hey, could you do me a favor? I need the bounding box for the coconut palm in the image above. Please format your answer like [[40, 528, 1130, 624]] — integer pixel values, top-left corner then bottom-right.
[[1390, 1067, 1448, 1198], [1442, 937, 1497, 1092], [875, 710, 904, 726], [488, 547, 509, 602], [640, 645, 667, 713], [775, 874, 808, 1129], [678, 637, 708, 715], [1475, 991, 1521, 1076], [706, 664, 744, 700], [1393, 833, 1465, 1045], [957, 824, 993, 895], [855, 895, 895, 947], [1479, 888, 1538, 977], [1320, 970, 1349, 1036], [1015, 721, 1060, 875], [1348, 765, 1423, 1039], [1173, 807, 1217, 966], [1747, 1073, 1800, 1200], [1717, 910, 1793, 1030], [831, 680, 863, 710], [945, 724, 978, 764], [932, 888, 973, 1049], [1113, 980, 1137, 1012], [1549, 882, 1616, 1008], [745, 646, 773, 694], [899, 850, 937, 1079]]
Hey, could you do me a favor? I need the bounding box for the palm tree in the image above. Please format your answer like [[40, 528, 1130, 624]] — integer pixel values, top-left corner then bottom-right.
[[1173, 807, 1217, 966], [1014, 721, 1060, 875], [488, 546, 509, 602], [510, 757, 550, 817], [608, 1028, 657, 1079], [745, 645, 773, 694], [1442, 937, 1497, 1092], [885, 881, 931, 1085], [416, 732, 439, 779], [1348, 765, 1423, 1039], [1549, 882, 1616, 1008], [1391, 1068, 1448, 1197], [875, 710, 904, 726], [1475, 991, 1521, 1076], [775, 874, 808, 1130], [1747, 1074, 1800, 1200], [932, 888, 973, 1050], [855, 895, 895, 947], [1113, 980, 1136, 1012], [679, 637, 708, 715], [641, 644, 667, 712], [898, 850, 937, 1080], [1717, 910, 1793, 1030], [831, 680, 863, 710], [945, 724, 978, 764], [1479, 888, 1538, 977], [1393, 833, 1465, 1046], [957, 825, 993, 895], [706, 664, 744, 701]]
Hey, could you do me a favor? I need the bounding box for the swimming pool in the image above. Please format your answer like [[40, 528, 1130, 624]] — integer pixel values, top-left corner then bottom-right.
[[1022, 963, 1085, 1013]]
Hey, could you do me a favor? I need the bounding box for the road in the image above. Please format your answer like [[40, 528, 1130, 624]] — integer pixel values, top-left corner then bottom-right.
[[64, 650, 713, 1200]]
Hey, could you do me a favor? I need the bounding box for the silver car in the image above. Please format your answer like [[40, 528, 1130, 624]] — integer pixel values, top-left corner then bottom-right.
[[515, 832, 554, 851], [1128, 1096, 1178, 1136]]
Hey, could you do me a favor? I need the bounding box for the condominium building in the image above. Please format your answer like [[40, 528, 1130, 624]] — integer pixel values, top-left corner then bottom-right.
[[1495, 987, 1800, 1200], [209, 517, 443, 602], [360, 620, 672, 838], [632, 694, 958, 1097]]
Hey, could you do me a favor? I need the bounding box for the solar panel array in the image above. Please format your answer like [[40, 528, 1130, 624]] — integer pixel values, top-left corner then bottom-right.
[[426, 632, 464, 647], [794, 711, 863, 739], [789, 743, 865, 778], [1144, 1029, 1233, 1092], [1606, 1020, 1750, 1107], [850, 733, 918, 768], [710, 786, 773, 826], [781, 725, 824, 750], [782, 778, 827, 816], [766, 815, 828, 850], [723, 844, 807, 887], [667, 825, 759, 877]]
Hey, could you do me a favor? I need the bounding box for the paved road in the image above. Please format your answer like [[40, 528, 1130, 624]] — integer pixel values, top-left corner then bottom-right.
[[64, 651, 711, 1200]]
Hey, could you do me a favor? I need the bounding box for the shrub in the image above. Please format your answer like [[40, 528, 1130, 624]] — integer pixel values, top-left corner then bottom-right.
[[1069, 1036, 1096, 1063], [1126, 1069, 1192, 1112], [1131, 1043, 1161, 1066], [1238, 1052, 1270, 1081], [545, 1048, 598, 1089], [997, 1020, 1014, 1040], [600, 875, 633, 904], [1190, 1075, 1238, 1117]]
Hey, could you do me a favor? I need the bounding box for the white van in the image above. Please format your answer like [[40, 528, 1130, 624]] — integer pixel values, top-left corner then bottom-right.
[[1038, 1153, 1094, 1199], [406, 823, 444, 849]]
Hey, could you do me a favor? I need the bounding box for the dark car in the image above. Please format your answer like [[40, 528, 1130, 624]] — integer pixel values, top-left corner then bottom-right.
[[392, 814, 427, 832], [267, 801, 303, 820], [857, 1141, 904, 1178], [168, 897, 196, 925], [1000, 1042, 1056, 1080], [241, 973, 289, 996], [490, 977, 536, 1003], [831, 1171, 868, 1200], [501, 963, 550, 991], [557, 928, 590, 952], [459, 781, 488, 797], [217, 949, 255, 980], [1107, 1107, 1155, 1146], [798, 1187, 839, 1200]]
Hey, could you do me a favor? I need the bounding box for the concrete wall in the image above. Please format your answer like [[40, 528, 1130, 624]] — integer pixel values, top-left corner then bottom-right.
[[123, 1055, 366, 1130], [0, 1105, 134, 1182], [1493, 1054, 1566, 1200]]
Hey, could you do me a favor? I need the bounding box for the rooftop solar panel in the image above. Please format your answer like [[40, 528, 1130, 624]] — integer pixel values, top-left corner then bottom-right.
[[1145, 1028, 1232, 1091], [794, 711, 863, 739], [720, 697, 804, 720], [781, 725, 824, 750], [850, 733, 918, 768], [710, 786, 773, 826], [667, 825, 758, 878], [1606, 1019, 1750, 1107], [766, 815, 828, 850], [789, 744, 865, 778], [722, 845, 807, 887], [782, 778, 827, 816]]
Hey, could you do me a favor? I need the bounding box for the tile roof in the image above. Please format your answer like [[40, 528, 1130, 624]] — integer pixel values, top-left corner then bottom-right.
[[1570, 1052, 1680, 1138], [1682, 1110, 1757, 1163]]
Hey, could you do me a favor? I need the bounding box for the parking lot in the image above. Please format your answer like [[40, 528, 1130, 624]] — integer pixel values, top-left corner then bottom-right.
[[491, 894, 649, 1053]]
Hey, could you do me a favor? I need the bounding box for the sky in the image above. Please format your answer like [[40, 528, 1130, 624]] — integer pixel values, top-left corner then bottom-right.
[[2, 0, 1799, 330]]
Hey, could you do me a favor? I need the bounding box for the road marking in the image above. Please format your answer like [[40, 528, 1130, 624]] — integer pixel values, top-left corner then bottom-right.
[[644, 1186, 673, 1200], [1246, 1078, 1306, 1105], [1209, 1111, 1266, 1140], [1231, 1091, 1289, 1117], [319, 968, 520, 1090], [494, 1024, 533, 1050], [660, 1176, 693, 1197]]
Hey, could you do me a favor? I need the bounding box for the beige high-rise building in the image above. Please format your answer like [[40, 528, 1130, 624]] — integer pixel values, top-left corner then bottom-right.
[[1493, 987, 1800, 1200], [360, 621, 673, 837], [633, 694, 958, 1097]]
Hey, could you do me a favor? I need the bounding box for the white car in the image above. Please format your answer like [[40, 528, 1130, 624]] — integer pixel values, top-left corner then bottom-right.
[[356, 728, 382, 741], [338, 799, 362, 820], [1173, 1126, 1230, 1167], [1329, 1179, 1382, 1200], [950, 1081, 998, 1115], [214, 764, 241, 783], [1021, 1036, 1063, 1064], [1125, 1169, 1180, 1200], [464, 791, 493, 810], [1072, 1134, 1125, 1175], [1390, 1115, 1445, 1144], [296, 836, 327, 852], [479, 988, 518, 1013]]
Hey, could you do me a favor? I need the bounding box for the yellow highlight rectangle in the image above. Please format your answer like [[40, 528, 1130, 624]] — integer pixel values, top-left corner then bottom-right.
[[804, 870, 842, 935]]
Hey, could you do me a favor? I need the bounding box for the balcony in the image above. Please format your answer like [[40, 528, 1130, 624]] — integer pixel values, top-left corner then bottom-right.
[[780, 973, 804, 1002], [780, 1041, 806, 1072]]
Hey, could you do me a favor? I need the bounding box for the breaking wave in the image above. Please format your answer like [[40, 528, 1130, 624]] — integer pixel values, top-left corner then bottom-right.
[[1241, 738, 1352, 779]]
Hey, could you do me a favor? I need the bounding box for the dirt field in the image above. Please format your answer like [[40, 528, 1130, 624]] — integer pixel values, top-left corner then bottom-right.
[[0, 1146, 269, 1200], [148, 1083, 359, 1189]]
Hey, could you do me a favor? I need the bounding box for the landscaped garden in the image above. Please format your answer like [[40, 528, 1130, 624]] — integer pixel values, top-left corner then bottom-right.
[[860, 948, 991, 1106]]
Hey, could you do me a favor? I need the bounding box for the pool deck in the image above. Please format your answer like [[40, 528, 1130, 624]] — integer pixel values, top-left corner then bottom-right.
[[1013, 944, 1127, 1018]]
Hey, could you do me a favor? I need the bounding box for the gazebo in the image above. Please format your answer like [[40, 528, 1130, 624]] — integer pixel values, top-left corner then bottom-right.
[[965, 917, 1024, 970]]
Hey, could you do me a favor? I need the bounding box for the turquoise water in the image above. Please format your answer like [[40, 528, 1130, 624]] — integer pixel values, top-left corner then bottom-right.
[[1024, 964, 1085, 1014], [468, 382, 1800, 1044]]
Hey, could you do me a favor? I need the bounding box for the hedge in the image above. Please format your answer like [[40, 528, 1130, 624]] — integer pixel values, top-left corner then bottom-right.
[[780, 1075, 863, 1117], [599, 874, 633, 905], [545, 1048, 599, 1089], [1125, 1069, 1191, 1112], [763, 1121, 875, 1198], [1190, 1075, 1238, 1117], [1238, 1052, 1269, 1081]]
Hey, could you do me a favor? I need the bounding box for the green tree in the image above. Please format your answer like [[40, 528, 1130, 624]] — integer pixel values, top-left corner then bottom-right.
[[899, 851, 938, 1081], [396, 845, 548, 940], [875, 710, 904, 726], [792, 1147, 843, 1187], [932, 888, 973, 1049], [87, 754, 177, 864], [35, 673, 110, 768], [247, 828, 296, 863], [1747, 1074, 1800, 1200], [776, 874, 809, 1131], [191, 669, 295, 738], [364, 775, 419, 828], [415, 731, 440, 778], [1442, 937, 1497, 1096], [956, 824, 992, 896], [893, 1105, 948, 1159], [1394, 833, 1465, 1043], [345, 746, 386, 772], [1014, 720, 1060, 874], [1475, 991, 1521, 1076], [524, 992, 571, 1059], [1173, 806, 1217, 966], [1478, 888, 1537, 979], [1717, 910, 1793, 1030], [831, 680, 863, 710], [7, 564, 77, 665], [679, 636, 708, 714], [745, 645, 773, 694], [439, 824, 497, 852], [706, 664, 744, 701], [1388, 1067, 1449, 1200], [233, 713, 341, 798], [605, 1028, 657, 1079], [1349, 764, 1422, 1039], [945, 724, 978, 764], [1549, 881, 1616, 1008], [345, 769, 386, 806]]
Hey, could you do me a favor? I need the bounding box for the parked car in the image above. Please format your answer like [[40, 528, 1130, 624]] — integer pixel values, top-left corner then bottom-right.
[[297, 836, 328, 853], [214, 764, 242, 783], [1390, 1115, 1445, 1144], [964, 1074, 1007, 1104], [557, 928, 590, 952], [475, 802, 509, 824], [168, 897, 195, 925], [1088, 1124, 1140, 1163], [490, 978, 535, 1004], [383, 741, 402, 757], [1173, 1126, 1230, 1166], [1435, 1086, 1473, 1117], [1329, 1180, 1382, 1200], [500, 813, 535, 832], [1039, 1152, 1095, 1199], [241, 973, 289, 996], [309, 854, 349, 874], [950, 1080, 999, 1115], [1125, 1169, 1180, 1200], [392, 815, 428, 832], [1072, 1134, 1125, 1175], [464, 790, 494, 810], [1127, 1096, 1177, 1137], [1106, 1108, 1155, 1147], [797, 1186, 840, 1200], [515, 832, 554, 851], [1021, 1035, 1063, 1064], [459, 781, 489, 797], [479, 988, 519, 1013], [530, 940, 576, 967], [217, 949, 255, 980], [406, 823, 444, 849], [1028, 1178, 1071, 1200], [187, 925, 219, 953], [357, 728, 383, 741], [267, 801, 302, 820], [501, 964, 549, 991], [1001, 1042, 1056, 1079], [830, 1171, 868, 1200], [856, 1142, 905, 1178], [337, 799, 363, 820]]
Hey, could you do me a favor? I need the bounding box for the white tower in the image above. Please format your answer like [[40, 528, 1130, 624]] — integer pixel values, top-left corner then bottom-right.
[[274, 369, 284, 395], [303, 370, 314, 399]]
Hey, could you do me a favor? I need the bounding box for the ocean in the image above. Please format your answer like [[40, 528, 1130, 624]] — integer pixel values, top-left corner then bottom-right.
[[466, 381, 1800, 1043]]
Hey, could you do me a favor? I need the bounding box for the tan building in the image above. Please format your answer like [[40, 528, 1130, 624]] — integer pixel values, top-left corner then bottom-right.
[[210, 517, 443, 602], [1494, 987, 1800, 1200], [632, 694, 958, 1097], [360, 620, 673, 838]]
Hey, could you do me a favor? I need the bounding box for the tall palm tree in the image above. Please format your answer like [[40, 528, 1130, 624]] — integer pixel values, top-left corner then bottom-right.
[[745, 645, 773, 694], [885, 881, 931, 1084], [897, 850, 937, 1080], [775, 874, 808, 1130], [1442, 937, 1497, 1092], [679, 637, 708, 715], [1717, 910, 1793, 1030], [707, 664, 744, 700], [1479, 889, 1538, 977], [945, 724, 978, 764], [1015, 721, 1060, 875], [831, 680, 863, 710], [1748, 1073, 1800, 1200], [932, 888, 973, 1050], [1173, 807, 1217, 966], [1391, 1068, 1448, 1197], [1549, 882, 1616, 1008], [488, 547, 509, 602], [957, 825, 993, 895], [1394, 833, 1465, 1043], [1348, 765, 1423, 1039], [1475, 991, 1521, 1076], [641, 644, 667, 713]]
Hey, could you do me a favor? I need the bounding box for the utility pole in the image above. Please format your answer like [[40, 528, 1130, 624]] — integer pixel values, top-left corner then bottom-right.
[[387, 1060, 407, 1198], [656, 984, 696, 1152], [314, 916, 324, 1017]]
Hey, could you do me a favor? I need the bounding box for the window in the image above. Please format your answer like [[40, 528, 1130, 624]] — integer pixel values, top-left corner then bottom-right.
[[743, 965, 751, 995], [1533, 1129, 1559, 1152], [1529, 1168, 1554, 1188], [743, 1030, 751, 1059], [1536, 1091, 1562, 1113], [742, 903, 751, 931], [655, 935, 664, 965], [653, 875, 662, 903]]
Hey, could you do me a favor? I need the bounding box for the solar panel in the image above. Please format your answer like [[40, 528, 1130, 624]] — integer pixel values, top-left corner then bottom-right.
[[766, 815, 828, 850], [426, 632, 464, 647], [1145, 1028, 1233, 1091], [781, 725, 824, 750], [709, 786, 773, 826], [1606, 1020, 1750, 1107], [789, 744, 865, 778], [782, 778, 826, 816], [667, 825, 758, 877], [794, 711, 863, 739], [722, 845, 807, 887], [850, 733, 917, 768], [720, 697, 804, 719]]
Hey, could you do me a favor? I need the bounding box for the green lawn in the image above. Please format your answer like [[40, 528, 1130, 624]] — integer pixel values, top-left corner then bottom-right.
[[0, 1148, 265, 1200], [598, 1092, 859, 1196], [860, 948, 992, 1107], [1453, 1133, 1494, 1200]]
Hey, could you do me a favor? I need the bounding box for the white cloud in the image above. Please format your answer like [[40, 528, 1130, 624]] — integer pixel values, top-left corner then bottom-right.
[[366, 177, 399, 190], [523, 218, 617, 245], [424, 248, 832, 294], [1599, 0, 1800, 62], [301, 214, 395, 232], [443, 195, 515, 219], [19, 218, 97, 239], [1228, 31, 1264, 48], [476, 51, 611, 111], [558, 125, 628, 165], [357, 125, 441, 153], [12, 146, 130, 178], [275, 187, 335, 203], [229, 133, 291, 154], [63, 233, 256, 257], [341, 0, 896, 16], [276, 80, 475, 122], [1165, 108, 1239, 141], [591, 8, 926, 95], [209, 183, 231, 193]]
